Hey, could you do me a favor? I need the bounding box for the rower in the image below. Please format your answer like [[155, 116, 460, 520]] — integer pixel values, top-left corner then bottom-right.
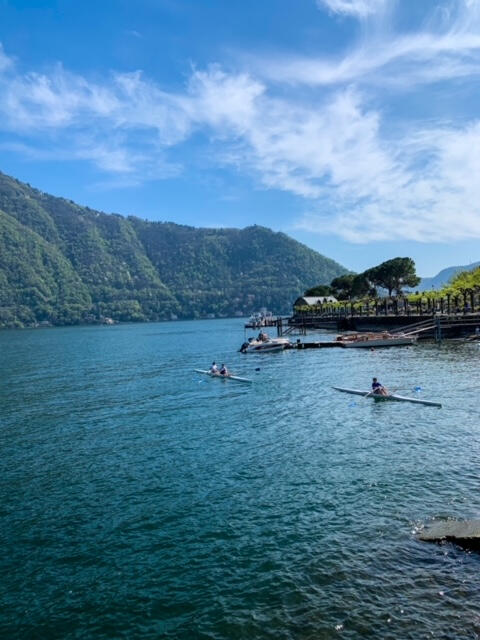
[[210, 361, 219, 374], [220, 363, 229, 376], [372, 377, 388, 396]]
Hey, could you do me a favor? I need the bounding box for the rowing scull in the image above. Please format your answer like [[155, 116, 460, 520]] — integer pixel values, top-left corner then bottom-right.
[[195, 369, 252, 384], [332, 386, 441, 407]]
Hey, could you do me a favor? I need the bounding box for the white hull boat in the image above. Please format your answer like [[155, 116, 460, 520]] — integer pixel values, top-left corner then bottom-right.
[[239, 337, 290, 353], [336, 332, 416, 348], [332, 386, 441, 407]]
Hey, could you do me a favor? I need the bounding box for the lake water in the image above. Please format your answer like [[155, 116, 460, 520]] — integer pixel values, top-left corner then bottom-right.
[[1, 318, 480, 639]]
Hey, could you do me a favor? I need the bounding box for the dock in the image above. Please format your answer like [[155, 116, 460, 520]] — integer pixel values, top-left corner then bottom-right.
[[288, 340, 342, 349], [277, 313, 480, 342], [418, 520, 480, 551], [276, 289, 480, 340]]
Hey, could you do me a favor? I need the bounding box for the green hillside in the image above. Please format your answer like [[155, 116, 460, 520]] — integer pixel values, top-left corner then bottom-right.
[[0, 171, 347, 327], [0, 210, 91, 327]]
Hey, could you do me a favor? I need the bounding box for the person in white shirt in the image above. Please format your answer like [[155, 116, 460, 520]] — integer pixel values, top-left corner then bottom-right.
[[210, 362, 219, 374]]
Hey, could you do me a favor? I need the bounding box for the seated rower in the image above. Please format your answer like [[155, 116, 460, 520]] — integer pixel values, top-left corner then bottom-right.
[[371, 377, 388, 396], [219, 363, 229, 376], [210, 361, 219, 374]]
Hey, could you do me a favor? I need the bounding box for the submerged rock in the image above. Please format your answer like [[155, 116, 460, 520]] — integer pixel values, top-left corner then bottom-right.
[[418, 520, 480, 550]]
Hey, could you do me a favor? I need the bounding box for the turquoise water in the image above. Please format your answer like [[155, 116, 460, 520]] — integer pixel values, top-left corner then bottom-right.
[[1, 319, 480, 639]]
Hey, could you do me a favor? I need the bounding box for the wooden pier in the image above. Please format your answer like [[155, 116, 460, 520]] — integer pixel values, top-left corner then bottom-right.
[[277, 313, 480, 341]]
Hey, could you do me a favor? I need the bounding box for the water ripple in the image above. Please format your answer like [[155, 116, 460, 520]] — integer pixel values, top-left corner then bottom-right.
[[1, 320, 480, 639]]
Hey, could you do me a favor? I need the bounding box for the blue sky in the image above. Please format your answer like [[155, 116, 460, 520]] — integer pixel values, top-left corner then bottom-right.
[[1, 0, 480, 276]]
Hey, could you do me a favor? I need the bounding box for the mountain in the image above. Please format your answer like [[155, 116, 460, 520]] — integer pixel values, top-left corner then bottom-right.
[[417, 262, 480, 291], [0, 171, 347, 327]]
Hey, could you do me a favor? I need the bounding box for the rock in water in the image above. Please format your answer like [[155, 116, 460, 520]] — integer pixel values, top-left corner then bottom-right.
[[418, 520, 480, 550]]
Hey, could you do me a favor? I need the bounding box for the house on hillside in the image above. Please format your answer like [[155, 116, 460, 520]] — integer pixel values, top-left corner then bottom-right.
[[294, 295, 338, 309]]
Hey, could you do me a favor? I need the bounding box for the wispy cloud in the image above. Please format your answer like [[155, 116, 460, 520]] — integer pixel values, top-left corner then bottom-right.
[[0, 57, 187, 180], [125, 29, 142, 38], [316, 0, 387, 18], [2, 0, 480, 242], [263, 1, 480, 88], [0, 43, 13, 72]]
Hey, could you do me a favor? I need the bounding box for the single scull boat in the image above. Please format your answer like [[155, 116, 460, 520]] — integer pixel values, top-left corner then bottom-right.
[[195, 369, 252, 384], [332, 386, 441, 407]]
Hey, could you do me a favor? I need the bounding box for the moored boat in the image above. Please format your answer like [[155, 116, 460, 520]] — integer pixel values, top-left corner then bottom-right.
[[335, 331, 416, 348], [239, 332, 291, 353]]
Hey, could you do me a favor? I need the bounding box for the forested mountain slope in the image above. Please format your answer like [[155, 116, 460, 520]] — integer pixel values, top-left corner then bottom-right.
[[0, 171, 347, 327]]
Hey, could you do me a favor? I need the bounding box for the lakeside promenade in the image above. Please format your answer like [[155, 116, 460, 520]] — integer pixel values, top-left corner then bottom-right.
[[278, 304, 480, 340]]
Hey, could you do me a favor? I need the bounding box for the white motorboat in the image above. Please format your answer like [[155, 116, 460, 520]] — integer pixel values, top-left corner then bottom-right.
[[335, 332, 416, 348], [239, 333, 290, 353]]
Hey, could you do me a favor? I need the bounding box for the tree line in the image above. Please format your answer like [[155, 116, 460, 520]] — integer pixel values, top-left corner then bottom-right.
[[304, 257, 420, 300]]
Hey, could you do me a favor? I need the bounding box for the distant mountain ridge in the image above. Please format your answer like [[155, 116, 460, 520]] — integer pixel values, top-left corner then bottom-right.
[[0, 171, 347, 327], [418, 262, 480, 291]]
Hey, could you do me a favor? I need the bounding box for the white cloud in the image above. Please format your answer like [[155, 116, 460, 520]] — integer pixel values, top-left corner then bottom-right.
[[2, 1, 480, 243], [317, 0, 387, 18], [184, 66, 264, 131], [125, 30, 142, 38], [0, 43, 13, 72], [262, 3, 480, 88], [1, 65, 119, 129], [295, 120, 480, 243], [0, 62, 189, 181]]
